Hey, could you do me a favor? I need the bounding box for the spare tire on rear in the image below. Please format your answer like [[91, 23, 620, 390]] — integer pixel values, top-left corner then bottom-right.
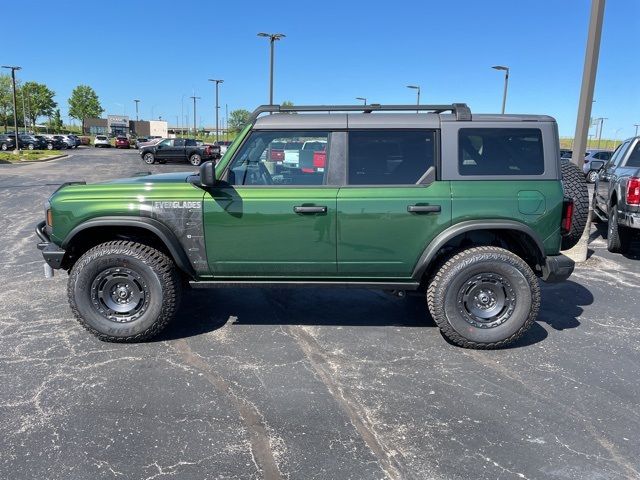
[[561, 160, 589, 250]]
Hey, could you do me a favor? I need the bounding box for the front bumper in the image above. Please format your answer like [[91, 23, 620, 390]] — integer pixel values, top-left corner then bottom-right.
[[541, 254, 575, 283], [35, 221, 66, 269]]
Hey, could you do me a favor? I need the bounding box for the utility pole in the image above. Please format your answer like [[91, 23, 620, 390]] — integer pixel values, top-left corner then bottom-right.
[[406, 85, 420, 113], [597, 117, 607, 149], [190, 96, 200, 136], [225, 104, 228, 141], [257, 32, 286, 105], [356, 97, 367, 105], [1, 65, 21, 153], [208, 79, 223, 143], [634, 124, 639, 137], [566, 0, 606, 264]]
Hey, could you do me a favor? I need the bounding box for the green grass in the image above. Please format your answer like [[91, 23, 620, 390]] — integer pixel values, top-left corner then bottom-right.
[[559, 137, 622, 151], [0, 150, 65, 164]]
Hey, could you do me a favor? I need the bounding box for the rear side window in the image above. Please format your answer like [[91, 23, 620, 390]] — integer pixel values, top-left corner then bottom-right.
[[625, 142, 640, 168], [458, 128, 544, 176], [184, 139, 196, 146], [348, 130, 435, 185]]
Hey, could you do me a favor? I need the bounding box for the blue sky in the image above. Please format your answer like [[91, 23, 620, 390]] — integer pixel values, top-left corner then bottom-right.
[[4, 0, 639, 138]]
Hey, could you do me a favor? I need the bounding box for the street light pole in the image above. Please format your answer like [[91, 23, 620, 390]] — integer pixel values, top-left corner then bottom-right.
[[406, 85, 420, 112], [491, 65, 510, 114], [634, 124, 640, 137], [257, 32, 286, 106], [134, 99, 140, 122], [597, 117, 607, 149], [356, 97, 367, 105], [208, 79, 223, 143], [1, 65, 21, 153], [190, 96, 200, 136]]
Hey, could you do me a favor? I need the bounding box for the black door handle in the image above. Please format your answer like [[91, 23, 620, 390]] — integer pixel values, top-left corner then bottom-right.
[[407, 204, 441, 213], [293, 205, 327, 214]]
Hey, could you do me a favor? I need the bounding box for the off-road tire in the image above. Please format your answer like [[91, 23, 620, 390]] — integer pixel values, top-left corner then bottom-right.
[[189, 153, 202, 166], [68, 241, 181, 342], [427, 246, 540, 349], [606, 205, 631, 253], [561, 161, 589, 250], [143, 152, 155, 164]]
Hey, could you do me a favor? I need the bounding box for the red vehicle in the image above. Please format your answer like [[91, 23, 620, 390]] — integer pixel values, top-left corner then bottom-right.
[[115, 136, 130, 149]]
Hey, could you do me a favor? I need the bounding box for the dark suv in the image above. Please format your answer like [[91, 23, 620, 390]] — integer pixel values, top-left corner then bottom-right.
[[0, 134, 16, 151], [36, 103, 586, 348]]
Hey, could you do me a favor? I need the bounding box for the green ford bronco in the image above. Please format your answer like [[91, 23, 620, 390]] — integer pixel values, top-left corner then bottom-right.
[[36, 104, 587, 348]]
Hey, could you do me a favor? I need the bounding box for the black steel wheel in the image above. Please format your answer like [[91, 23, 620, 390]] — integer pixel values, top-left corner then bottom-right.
[[427, 246, 540, 349], [68, 241, 181, 342]]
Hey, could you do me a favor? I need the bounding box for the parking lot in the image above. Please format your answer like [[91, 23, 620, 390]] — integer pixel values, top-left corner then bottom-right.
[[1, 147, 639, 479]]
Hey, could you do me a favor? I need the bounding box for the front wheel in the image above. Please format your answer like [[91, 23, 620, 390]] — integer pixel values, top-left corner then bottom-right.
[[587, 170, 598, 183], [1, 143, 7, 151], [427, 246, 540, 349], [143, 152, 155, 164], [68, 241, 181, 342], [28, 143, 34, 150], [47, 143, 53, 150], [189, 153, 202, 166]]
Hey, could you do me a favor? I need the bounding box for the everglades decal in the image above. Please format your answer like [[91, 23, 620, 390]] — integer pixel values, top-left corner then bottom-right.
[[141, 200, 208, 274]]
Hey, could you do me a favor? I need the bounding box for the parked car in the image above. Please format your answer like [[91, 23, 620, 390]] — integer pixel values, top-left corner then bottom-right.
[[37, 102, 587, 347], [57, 135, 77, 149], [67, 135, 81, 148], [94, 135, 111, 148], [592, 137, 640, 253], [134, 137, 149, 149], [0, 134, 16, 151], [35, 135, 65, 150], [583, 149, 613, 182], [18, 134, 47, 150], [139, 138, 221, 166], [215, 140, 233, 155], [115, 136, 130, 149]]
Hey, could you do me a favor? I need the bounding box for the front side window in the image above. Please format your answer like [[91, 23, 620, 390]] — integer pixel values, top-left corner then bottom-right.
[[158, 139, 174, 147], [226, 131, 329, 186], [459, 128, 544, 176], [348, 130, 435, 185]]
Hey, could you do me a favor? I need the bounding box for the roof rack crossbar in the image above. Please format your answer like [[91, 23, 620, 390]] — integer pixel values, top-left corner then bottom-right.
[[249, 103, 472, 123]]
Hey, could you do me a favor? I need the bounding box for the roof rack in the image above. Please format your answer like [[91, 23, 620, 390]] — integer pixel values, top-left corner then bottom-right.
[[249, 103, 472, 123]]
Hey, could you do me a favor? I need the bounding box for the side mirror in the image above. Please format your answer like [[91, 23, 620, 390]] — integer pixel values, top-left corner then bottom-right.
[[200, 161, 216, 187], [590, 160, 604, 171]]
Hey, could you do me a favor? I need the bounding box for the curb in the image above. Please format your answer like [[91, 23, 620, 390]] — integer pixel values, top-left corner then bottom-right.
[[19, 154, 69, 163]]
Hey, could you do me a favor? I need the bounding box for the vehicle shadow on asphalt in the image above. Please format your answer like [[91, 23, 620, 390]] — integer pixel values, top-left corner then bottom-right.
[[156, 282, 592, 349], [591, 222, 640, 259]]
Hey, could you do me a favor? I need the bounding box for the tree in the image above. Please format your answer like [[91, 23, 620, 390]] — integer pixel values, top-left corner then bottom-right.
[[68, 85, 103, 134], [0, 75, 14, 132], [49, 108, 63, 132], [228, 109, 251, 133], [281, 100, 297, 114], [22, 81, 56, 129]]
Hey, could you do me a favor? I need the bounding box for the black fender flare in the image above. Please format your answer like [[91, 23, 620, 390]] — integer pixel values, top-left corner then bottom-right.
[[61, 216, 197, 278], [411, 220, 547, 281]]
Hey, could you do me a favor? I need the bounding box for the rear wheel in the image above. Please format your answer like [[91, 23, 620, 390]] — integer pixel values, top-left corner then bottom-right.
[[68, 241, 181, 342], [606, 206, 631, 253], [189, 153, 202, 166], [561, 161, 589, 250], [143, 152, 155, 164], [427, 246, 540, 349]]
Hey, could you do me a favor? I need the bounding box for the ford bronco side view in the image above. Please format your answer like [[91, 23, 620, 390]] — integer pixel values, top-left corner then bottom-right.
[[36, 103, 586, 349]]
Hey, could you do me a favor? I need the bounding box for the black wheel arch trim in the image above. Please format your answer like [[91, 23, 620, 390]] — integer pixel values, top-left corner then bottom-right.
[[411, 220, 547, 281], [61, 216, 197, 278]]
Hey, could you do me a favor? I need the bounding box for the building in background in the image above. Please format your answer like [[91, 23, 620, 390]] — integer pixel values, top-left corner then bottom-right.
[[84, 115, 167, 138]]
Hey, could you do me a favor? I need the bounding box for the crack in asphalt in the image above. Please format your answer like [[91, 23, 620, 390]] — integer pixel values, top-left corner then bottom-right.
[[171, 338, 283, 480]]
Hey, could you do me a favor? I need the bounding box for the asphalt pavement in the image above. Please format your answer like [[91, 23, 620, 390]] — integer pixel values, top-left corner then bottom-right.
[[1, 147, 639, 480]]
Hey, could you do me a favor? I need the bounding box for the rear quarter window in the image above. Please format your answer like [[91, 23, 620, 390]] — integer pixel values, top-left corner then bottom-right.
[[458, 128, 544, 176]]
